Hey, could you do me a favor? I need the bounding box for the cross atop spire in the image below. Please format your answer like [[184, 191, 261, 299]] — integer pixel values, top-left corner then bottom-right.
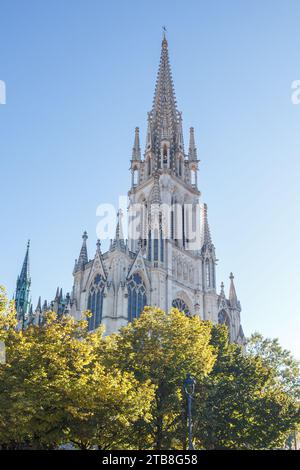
[[162, 26, 168, 48]]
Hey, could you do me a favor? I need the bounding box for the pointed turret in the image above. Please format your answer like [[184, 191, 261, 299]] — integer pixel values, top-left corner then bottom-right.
[[229, 272, 238, 308], [111, 210, 126, 251], [35, 296, 42, 313], [132, 127, 141, 161], [76, 231, 88, 271], [188, 127, 197, 161], [15, 240, 31, 325], [201, 203, 213, 249]]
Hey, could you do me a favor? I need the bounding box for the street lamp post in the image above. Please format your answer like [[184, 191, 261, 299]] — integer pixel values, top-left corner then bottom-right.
[[184, 373, 196, 451]]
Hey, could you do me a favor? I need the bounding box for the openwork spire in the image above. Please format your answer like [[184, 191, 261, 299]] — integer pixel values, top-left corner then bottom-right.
[[76, 231, 88, 271], [146, 33, 183, 172]]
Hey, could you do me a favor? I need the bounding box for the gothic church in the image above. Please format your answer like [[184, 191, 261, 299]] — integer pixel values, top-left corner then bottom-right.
[[15, 35, 245, 345]]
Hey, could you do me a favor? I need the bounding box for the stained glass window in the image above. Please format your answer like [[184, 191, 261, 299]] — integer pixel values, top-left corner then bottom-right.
[[127, 273, 147, 322], [172, 298, 190, 316], [87, 274, 105, 331]]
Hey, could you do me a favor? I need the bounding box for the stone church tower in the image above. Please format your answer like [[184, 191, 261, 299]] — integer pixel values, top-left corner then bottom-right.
[[16, 35, 245, 344], [69, 34, 245, 344]]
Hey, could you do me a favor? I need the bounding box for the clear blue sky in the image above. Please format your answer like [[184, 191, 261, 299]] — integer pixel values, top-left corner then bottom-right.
[[0, 0, 299, 358]]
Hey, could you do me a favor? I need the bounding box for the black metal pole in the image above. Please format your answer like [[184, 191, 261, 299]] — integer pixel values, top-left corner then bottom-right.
[[184, 374, 196, 451], [187, 393, 194, 450]]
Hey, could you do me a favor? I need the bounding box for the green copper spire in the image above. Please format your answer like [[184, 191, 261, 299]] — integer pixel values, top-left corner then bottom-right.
[[15, 240, 31, 326]]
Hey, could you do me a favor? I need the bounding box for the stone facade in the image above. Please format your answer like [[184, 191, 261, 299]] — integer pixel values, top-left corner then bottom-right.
[[69, 35, 245, 343], [15, 35, 245, 345]]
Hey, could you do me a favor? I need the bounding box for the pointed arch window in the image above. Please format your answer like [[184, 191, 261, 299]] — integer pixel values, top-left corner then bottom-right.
[[172, 298, 191, 317], [127, 273, 147, 322], [87, 274, 105, 331]]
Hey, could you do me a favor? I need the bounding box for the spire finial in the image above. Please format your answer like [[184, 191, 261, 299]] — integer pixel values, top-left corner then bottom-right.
[[162, 26, 168, 48], [82, 231, 88, 241]]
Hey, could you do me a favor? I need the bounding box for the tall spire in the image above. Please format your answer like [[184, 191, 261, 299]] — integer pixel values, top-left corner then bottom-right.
[[146, 32, 182, 172], [229, 272, 238, 307], [188, 127, 197, 161], [76, 231, 88, 271], [132, 127, 141, 161], [15, 240, 31, 324]]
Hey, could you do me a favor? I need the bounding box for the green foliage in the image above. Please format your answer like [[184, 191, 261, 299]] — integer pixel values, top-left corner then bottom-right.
[[103, 307, 216, 449], [0, 287, 154, 449], [0, 287, 299, 450], [247, 332, 300, 400], [194, 325, 300, 449]]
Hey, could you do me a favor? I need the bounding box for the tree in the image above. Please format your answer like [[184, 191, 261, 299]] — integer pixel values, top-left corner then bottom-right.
[[194, 325, 300, 449], [0, 287, 154, 449], [247, 332, 300, 400], [103, 307, 216, 450]]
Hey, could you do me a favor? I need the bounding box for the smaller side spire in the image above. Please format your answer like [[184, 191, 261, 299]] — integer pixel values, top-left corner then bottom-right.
[[76, 231, 88, 271], [132, 127, 141, 161], [111, 210, 126, 251], [35, 296, 42, 313], [188, 127, 197, 161], [201, 203, 212, 249], [229, 272, 238, 307], [15, 240, 31, 325]]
